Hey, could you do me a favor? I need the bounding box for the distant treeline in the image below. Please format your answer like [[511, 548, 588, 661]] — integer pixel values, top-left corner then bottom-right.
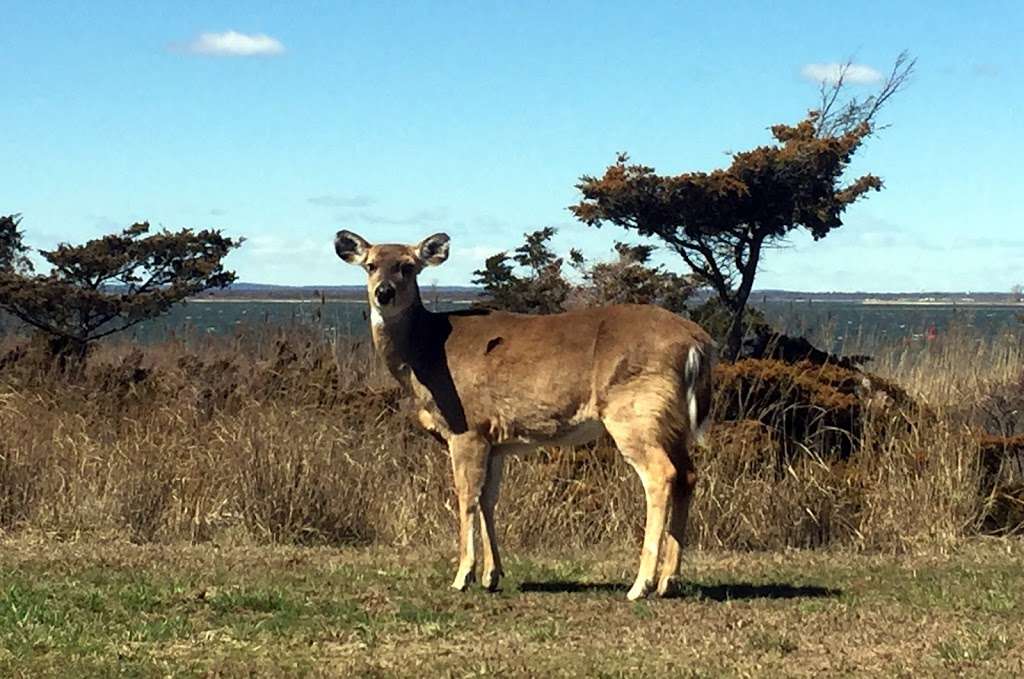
[[196, 284, 1021, 305]]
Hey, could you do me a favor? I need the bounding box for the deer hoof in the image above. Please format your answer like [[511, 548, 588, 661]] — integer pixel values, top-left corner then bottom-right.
[[482, 569, 503, 592], [626, 578, 655, 601], [450, 570, 475, 592], [657, 575, 684, 598]]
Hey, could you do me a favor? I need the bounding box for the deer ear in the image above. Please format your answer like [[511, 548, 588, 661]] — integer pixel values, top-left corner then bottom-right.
[[416, 232, 450, 267], [335, 230, 371, 265]]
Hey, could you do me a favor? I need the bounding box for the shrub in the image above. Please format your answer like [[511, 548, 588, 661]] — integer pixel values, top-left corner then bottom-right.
[[978, 434, 1024, 535], [0, 218, 240, 363], [713, 358, 915, 462], [473, 227, 697, 316]]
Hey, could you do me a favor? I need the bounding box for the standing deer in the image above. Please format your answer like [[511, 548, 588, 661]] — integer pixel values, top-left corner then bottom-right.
[[335, 230, 714, 599]]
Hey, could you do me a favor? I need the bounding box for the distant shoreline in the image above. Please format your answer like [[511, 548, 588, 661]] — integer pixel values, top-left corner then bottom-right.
[[188, 296, 1024, 308], [189, 297, 475, 304], [860, 300, 1024, 307], [190, 298, 366, 304]]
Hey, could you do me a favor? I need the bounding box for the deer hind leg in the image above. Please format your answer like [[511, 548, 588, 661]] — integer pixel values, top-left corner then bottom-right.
[[449, 433, 490, 591], [658, 445, 697, 597], [603, 415, 676, 601], [479, 453, 505, 591]]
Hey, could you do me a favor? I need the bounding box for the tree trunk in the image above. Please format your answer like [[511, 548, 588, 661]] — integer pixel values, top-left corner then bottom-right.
[[46, 334, 89, 375], [722, 239, 761, 361], [723, 302, 746, 362]]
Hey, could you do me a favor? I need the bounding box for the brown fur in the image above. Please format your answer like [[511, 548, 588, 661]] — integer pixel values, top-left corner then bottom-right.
[[335, 230, 715, 598]]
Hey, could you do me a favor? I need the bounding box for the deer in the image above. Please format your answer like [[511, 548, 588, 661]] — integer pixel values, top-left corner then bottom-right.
[[334, 230, 715, 600]]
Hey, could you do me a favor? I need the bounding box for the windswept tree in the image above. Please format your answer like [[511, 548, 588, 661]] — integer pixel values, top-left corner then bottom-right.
[[572, 54, 914, 359], [0, 218, 241, 360]]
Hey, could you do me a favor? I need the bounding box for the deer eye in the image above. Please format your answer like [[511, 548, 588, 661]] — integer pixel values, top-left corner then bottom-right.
[[400, 262, 415, 276], [365, 262, 377, 273]]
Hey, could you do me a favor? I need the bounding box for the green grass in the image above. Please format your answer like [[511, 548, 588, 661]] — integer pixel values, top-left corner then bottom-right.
[[1, 538, 1023, 677]]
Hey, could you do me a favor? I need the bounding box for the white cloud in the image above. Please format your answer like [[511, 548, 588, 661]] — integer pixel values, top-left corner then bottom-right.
[[183, 31, 285, 57], [801, 62, 882, 85]]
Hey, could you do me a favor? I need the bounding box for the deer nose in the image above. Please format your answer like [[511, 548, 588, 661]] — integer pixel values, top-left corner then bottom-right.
[[375, 282, 396, 306]]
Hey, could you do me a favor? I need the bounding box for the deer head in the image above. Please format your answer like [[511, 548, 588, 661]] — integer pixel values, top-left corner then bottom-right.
[[334, 230, 450, 321]]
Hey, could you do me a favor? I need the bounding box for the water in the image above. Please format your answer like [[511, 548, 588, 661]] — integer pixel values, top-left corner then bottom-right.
[[753, 300, 1024, 351], [4, 298, 1022, 350], [116, 299, 471, 344]]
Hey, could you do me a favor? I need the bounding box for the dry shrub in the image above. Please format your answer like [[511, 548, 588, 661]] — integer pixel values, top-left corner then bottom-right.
[[499, 445, 643, 549], [975, 372, 1024, 438], [714, 358, 914, 461], [978, 435, 1024, 483], [118, 437, 177, 543], [956, 360, 1024, 535], [0, 389, 89, 531], [853, 416, 983, 548], [983, 483, 1024, 536], [977, 435, 1024, 535], [0, 415, 47, 528], [692, 419, 853, 550], [0, 322, 1010, 553], [230, 405, 377, 544], [686, 407, 985, 551]]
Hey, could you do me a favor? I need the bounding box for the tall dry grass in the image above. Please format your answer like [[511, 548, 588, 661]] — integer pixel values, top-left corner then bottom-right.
[[0, 319, 1021, 552]]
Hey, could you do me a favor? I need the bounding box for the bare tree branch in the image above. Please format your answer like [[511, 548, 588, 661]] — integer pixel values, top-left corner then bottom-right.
[[815, 50, 916, 138]]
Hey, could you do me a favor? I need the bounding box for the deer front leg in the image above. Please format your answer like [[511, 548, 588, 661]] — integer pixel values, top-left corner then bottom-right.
[[449, 434, 490, 591]]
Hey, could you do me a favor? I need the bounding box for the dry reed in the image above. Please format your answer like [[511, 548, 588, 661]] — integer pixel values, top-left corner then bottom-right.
[[0, 320, 1021, 551]]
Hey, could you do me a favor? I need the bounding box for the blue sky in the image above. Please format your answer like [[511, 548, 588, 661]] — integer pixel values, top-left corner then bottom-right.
[[2, 1, 1021, 292]]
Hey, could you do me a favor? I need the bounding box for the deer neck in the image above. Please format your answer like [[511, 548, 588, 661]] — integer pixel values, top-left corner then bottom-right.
[[369, 295, 429, 378]]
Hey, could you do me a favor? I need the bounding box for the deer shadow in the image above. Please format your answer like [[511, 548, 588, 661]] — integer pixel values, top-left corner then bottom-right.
[[518, 580, 840, 602]]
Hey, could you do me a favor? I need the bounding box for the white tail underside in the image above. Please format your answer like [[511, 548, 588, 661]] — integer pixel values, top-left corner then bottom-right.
[[685, 345, 710, 445]]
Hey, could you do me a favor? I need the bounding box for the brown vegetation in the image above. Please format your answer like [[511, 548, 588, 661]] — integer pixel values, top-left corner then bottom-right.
[[0, 321, 1022, 550], [713, 358, 915, 461], [978, 434, 1024, 536]]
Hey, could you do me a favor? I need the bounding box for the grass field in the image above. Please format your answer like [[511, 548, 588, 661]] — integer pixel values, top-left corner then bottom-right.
[[2, 536, 1023, 677]]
